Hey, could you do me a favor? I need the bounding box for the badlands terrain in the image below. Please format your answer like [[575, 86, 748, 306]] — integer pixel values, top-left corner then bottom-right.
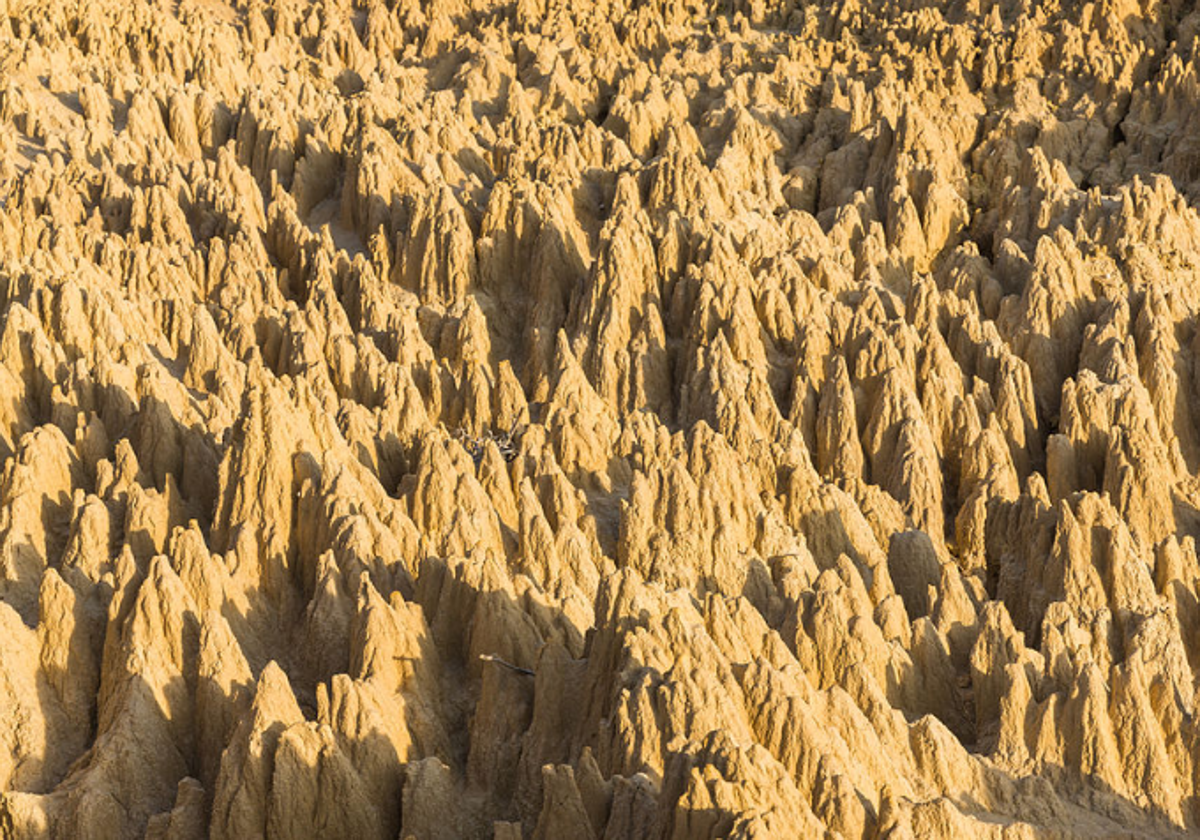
[[3, 0, 1200, 836]]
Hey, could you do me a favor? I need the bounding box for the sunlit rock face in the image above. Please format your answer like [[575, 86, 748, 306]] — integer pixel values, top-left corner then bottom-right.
[[2, 0, 1200, 837]]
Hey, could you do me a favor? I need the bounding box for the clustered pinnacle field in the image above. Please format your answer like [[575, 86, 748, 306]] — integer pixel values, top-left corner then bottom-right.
[[2, 0, 1200, 838]]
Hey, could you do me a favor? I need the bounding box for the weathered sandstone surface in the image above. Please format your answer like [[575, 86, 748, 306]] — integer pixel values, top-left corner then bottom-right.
[[3, 0, 1200, 836]]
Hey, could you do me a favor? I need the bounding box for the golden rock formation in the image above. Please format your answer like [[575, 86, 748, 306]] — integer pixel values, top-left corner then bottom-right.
[[1, 0, 1200, 837]]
